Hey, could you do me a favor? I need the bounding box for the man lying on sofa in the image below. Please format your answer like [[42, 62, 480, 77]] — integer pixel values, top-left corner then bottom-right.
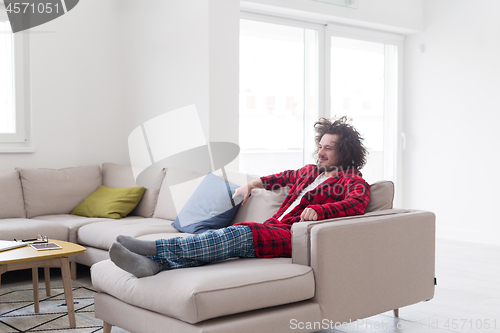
[[109, 116, 370, 277]]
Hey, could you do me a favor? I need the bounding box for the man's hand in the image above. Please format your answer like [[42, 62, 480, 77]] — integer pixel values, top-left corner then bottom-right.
[[300, 207, 318, 222], [232, 179, 264, 205], [232, 184, 251, 205]]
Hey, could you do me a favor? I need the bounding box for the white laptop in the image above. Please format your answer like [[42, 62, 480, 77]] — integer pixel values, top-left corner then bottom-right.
[[0, 240, 28, 252]]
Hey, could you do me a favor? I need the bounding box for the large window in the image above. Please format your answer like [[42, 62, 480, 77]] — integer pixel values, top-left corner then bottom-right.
[[239, 14, 403, 202], [239, 16, 319, 176], [326, 28, 402, 186], [0, 4, 30, 148]]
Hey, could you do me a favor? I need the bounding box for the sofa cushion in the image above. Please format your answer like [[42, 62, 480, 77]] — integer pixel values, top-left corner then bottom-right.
[[17, 165, 102, 218], [152, 169, 178, 221], [102, 163, 164, 218], [0, 170, 26, 219], [0, 218, 69, 242], [71, 185, 146, 219], [32, 214, 112, 243], [231, 187, 289, 224], [91, 257, 315, 324], [172, 173, 241, 234], [78, 218, 180, 250], [365, 181, 395, 213]]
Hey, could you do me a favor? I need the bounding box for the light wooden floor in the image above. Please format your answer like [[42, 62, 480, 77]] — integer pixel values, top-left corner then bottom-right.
[[320, 238, 500, 333]]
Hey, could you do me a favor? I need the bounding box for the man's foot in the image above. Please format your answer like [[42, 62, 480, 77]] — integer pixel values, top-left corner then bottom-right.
[[116, 235, 157, 255], [109, 242, 162, 278]]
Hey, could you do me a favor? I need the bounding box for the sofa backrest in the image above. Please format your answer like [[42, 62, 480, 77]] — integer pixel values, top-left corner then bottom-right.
[[365, 180, 394, 212], [16, 165, 102, 218], [101, 163, 165, 218], [213, 170, 288, 225], [153, 169, 263, 222], [231, 179, 394, 222], [0, 170, 27, 219], [151, 169, 395, 222], [231, 187, 289, 224], [152, 168, 198, 221], [233, 179, 395, 223]]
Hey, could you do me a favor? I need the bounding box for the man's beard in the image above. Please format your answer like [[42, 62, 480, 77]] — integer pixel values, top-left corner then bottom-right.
[[316, 160, 339, 173]]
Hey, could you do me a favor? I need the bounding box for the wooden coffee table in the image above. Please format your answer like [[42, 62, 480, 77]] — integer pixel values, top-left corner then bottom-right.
[[0, 240, 86, 328]]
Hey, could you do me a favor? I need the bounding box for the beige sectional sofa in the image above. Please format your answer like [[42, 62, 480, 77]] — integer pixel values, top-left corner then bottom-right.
[[0, 163, 436, 333]]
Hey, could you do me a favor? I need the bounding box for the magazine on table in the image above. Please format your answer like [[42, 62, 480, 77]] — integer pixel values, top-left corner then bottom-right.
[[29, 242, 62, 251]]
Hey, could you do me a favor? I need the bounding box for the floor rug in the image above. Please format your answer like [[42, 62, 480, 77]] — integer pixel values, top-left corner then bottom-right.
[[0, 280, 129, 333]]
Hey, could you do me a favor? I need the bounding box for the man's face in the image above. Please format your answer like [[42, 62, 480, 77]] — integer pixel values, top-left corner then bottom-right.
[[316, 134, 340, 171]]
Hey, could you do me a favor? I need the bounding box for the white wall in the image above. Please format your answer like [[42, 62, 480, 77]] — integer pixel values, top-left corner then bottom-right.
[[242, 0, 424, 33], [209, 0, 240, 144], [403, 0, 500, 245], [0, 0, 128, 172], [119, 0, 240, 167], [0, 0, 240, 173], [119, 0, 210, 139]]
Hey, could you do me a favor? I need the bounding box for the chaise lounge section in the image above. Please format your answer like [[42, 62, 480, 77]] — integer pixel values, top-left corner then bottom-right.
[[91, 208, 435, 333]]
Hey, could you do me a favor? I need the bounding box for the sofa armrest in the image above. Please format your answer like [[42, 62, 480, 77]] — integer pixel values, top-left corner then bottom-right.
[[291, 208, 411, 266], [293, 209, 435, 323]]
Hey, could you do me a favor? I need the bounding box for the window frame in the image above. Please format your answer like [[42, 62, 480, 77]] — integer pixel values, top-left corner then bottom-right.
[[0, 3, 32, 152]]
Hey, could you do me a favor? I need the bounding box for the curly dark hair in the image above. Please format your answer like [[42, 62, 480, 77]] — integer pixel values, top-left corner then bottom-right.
[[313, 116, 367, 170]]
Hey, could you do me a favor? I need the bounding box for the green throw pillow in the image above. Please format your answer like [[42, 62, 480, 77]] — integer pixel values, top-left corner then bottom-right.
[[71, 185, 146, 219]]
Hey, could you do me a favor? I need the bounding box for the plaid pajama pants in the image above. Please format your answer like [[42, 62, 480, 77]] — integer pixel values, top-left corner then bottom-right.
[[147, 225, 256, 270]]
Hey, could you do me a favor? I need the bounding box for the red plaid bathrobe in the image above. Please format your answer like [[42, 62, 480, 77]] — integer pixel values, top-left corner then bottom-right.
[[234, 164, 370, 258]]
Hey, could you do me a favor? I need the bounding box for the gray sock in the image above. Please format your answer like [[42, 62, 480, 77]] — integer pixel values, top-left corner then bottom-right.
[[109, 242, 162, 278], [116, 235, 157, 255]]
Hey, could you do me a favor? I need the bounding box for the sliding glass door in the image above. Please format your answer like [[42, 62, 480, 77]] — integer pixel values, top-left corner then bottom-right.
[[326, 30, 402, 188], [239, 15, 404, 203], [239, 16, 320, 176]]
